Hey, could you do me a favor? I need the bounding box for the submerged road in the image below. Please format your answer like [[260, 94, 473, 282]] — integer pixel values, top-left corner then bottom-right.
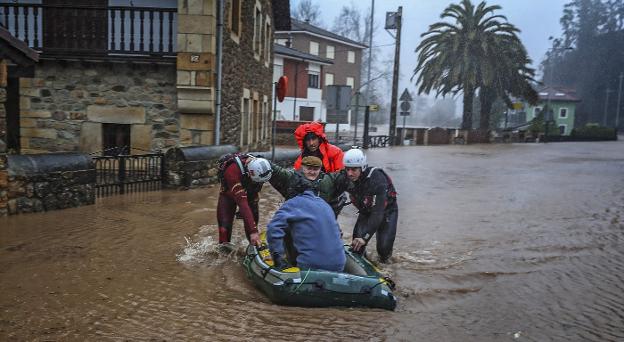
[[1, 140, 623, 341]]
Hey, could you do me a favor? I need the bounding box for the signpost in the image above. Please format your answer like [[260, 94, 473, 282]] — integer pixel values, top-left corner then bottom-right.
[[326, 85, 352, 139], [399, 89, 412, 145], [272, 76, 288, 160]]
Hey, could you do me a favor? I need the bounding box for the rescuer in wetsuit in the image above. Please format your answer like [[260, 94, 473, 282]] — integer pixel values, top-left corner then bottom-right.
[[217, 155, 272, 247]]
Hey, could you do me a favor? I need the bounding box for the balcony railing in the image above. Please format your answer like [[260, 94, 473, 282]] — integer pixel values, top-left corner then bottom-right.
[[0, 3, 177, 59]]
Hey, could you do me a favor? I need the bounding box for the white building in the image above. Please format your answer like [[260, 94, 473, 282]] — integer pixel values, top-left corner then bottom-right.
[[272, 43, 332, 122]]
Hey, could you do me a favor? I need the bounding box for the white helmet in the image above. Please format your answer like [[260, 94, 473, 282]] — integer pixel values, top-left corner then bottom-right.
[[343, 148, 367, 169], [247, 157, 272, 183]]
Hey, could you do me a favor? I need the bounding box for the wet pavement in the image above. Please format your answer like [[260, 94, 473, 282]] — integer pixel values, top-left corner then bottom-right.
[[1, 140, 623, 341]]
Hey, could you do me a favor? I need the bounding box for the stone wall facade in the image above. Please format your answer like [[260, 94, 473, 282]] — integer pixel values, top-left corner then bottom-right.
[[176, 0, 217, 146], [164, 145, 298, 189], [0, 59, 7, 216], [5, 154, 95, 215], [221, 0, 274, 150], [19, 60, 178, 154]]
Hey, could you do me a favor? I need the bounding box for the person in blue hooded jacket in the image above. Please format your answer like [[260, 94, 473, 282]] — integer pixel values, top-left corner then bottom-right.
[[266, 189, 346, 272]]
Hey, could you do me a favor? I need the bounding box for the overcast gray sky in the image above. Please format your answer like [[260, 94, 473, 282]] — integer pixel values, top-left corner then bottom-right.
[[292, 0, 569, 106]]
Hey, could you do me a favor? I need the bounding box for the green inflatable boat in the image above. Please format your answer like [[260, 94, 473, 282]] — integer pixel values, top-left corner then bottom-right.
[[242, 242, 397, 310]]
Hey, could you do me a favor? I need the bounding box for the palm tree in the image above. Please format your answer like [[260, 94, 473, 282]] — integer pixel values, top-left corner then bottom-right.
[[478, 34, 538, 129], [413, 0, 532, 130]]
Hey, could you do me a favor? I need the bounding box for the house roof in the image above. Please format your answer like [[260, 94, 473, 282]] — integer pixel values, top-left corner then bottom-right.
[[277, 18, 368, 49], [536, 86, 581, 102], [274, 44, 333, 65], [0, 26, 39, 66]]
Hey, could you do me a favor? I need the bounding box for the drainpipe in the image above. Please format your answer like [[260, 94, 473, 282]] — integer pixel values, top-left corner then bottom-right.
[[215, 0, 224, 145]]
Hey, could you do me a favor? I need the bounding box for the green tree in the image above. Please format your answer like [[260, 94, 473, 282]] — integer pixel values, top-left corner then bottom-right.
[[478, 34, 538, 130], [413, 0, 534, 130], [544, 0, 624, 127]]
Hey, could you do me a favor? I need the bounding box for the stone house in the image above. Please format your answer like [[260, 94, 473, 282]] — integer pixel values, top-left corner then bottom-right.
[[274, 18, 367, 132], [0, 0, 290, 155], [0, 25, 39, 216]]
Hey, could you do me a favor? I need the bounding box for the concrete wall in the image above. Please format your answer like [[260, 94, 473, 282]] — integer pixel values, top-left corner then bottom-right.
[[19, 60, 178, 154]]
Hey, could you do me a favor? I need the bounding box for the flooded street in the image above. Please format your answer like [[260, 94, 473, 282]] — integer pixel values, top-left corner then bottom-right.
[[1, 141, 624, 341]]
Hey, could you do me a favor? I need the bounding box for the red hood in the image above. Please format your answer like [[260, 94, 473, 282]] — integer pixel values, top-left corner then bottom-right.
[[294, 122, 327, 149]]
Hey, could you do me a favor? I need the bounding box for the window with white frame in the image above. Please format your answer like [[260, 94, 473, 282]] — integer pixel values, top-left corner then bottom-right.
[[262, 97, 269, 140], [558, 125, 566, 135], [241, 95, 250, 146], [325, 72, 334, 86], [326, 45, 335, 59], [308, 73, 320, 88], [253, 4, 262, 57], [229, 0, 241, 38], [264, 17, 271, 63], [346, 77, 354, 88], [534, 107, 542, 117], [309, 41, 319, 55], [347, 50, 355, 63], [559, 107, 568, 118]]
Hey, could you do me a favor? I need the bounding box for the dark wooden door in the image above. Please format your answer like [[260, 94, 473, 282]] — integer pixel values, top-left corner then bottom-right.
[[43, 0, 108, 54], [299, 106, 315, 121], [102, 123, 131, 156], [5, 77, 20, 153]]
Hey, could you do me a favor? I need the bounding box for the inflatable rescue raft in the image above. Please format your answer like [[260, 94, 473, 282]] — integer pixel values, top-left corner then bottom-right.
[[242, 242, 397, 310]]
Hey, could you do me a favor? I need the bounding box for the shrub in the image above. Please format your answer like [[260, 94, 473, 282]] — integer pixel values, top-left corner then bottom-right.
[[570, 124, 617, 140]]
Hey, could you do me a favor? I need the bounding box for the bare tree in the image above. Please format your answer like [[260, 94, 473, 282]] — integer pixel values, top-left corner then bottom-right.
[[292, 0, 323, 27], [332, 3, 391, 115]]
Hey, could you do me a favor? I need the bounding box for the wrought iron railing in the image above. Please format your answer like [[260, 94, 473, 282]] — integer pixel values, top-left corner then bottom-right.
[[0, 3, 176, 58], [93, 153, 165, 198]]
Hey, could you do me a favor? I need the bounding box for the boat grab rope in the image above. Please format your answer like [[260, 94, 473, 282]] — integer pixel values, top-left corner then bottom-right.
[[291, 268, 312, 293]]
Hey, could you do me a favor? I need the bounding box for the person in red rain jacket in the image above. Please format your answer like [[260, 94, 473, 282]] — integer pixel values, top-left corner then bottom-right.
[[217, 155, 272, 247], [293, 122, 344, 173]]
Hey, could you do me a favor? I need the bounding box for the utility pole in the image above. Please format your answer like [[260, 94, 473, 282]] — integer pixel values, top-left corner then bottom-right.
[[603, 87, 613, 126], [364, 0, 375, 114], [616, 72, 623, 130], [387, 6, 402, 146], [363, 105, 370, 149], [353, 91, 360, 145]]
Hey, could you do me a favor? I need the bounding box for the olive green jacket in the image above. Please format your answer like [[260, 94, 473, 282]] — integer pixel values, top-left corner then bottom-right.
[[269, 163, 350, 205]]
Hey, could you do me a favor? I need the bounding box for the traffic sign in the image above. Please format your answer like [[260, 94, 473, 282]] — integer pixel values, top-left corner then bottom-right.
[[400, 111, 410, 116], [399, 88, 413, 102], [368, 104, 379, 112], [400, 101, 411, 111]]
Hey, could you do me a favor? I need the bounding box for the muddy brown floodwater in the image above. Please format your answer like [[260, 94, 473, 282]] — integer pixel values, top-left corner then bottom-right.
[[1, 140, 624, 341]]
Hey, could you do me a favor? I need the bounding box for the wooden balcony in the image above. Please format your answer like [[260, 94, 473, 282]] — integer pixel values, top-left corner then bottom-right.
[[0, 2, 177, 62]]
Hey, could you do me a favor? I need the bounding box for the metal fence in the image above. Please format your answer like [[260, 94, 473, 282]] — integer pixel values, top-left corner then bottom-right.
[[365, 135, 390, 148], [93, 153, 164, 198]]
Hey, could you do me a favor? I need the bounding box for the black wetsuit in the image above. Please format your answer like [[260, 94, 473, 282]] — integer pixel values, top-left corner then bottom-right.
[[348, 167, 398, 262]]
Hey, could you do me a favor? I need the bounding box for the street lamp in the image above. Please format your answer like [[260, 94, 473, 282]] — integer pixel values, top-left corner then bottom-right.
[[616, 72, 623, 130]]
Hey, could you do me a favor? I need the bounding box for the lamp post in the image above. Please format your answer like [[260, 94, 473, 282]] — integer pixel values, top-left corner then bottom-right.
[[603, 88, 613, 127], [616, 72, 623, 130]]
